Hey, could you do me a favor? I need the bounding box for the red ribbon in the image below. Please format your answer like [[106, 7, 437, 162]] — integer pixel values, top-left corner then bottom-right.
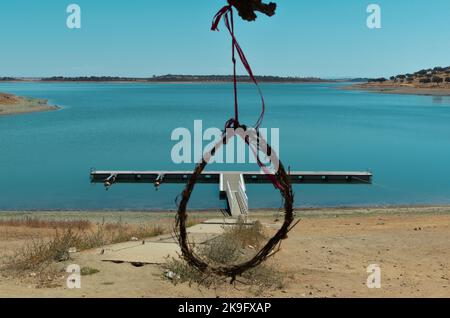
[[211, 5, 266, 130], [212, 5, 282, 189]]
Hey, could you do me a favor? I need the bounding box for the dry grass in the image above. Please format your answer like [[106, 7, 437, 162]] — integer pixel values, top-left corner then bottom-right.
[[0, 217, 91, 230], [222, 219, 266, 249], [1, 220, 167, 287], [0, 214, 205, 289], [164, 219, 286, 294]]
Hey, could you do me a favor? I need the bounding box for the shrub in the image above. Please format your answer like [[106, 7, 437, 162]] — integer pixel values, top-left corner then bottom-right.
[[1, 220, 169, 288], [445, 77, 450, 83], [415, 69, 427, 76], [164, 219, 286, 293], [4, 230, 82, 273], [4, 223, 167, 275], [432, 76, 444, 83], [369, 77, 386, 83]]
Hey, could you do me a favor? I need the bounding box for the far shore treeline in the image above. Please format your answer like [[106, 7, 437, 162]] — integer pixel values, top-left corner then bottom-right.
[[0, 75, 339, 83], [368, 66, 450, 84]]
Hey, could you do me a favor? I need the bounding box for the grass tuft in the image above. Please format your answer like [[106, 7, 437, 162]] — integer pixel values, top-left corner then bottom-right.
[[80, 267, 100, 276], [164, 219, 286, 294]]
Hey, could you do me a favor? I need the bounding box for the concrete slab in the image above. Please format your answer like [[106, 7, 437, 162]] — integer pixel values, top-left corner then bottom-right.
[[98, 220, 243, 265], [202, 218, 255, 225], [99, 241, 145, 253], [101, 242, 181, 265], [187, 223, 226, 234], [148, 232, 218, 244], [146, 233, 176, 243]]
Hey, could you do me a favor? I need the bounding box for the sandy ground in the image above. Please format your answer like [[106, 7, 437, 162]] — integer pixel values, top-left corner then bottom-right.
[[0, 207, 449, 298], [0, 93, 58, 116]]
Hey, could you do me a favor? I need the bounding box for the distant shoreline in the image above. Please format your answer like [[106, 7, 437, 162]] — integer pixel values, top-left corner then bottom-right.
[[343, 83, 450, 96], [1, 204, 450, 218], [0, 75, 342, 84], [0, 93, 59, 117], [344, 66, 450, 96], [0, 80, 339, 85]]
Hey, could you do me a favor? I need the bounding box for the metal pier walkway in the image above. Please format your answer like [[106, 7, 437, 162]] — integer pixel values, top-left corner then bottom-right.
[[221, 173, 248, 216], [91, 170, 372, 217]]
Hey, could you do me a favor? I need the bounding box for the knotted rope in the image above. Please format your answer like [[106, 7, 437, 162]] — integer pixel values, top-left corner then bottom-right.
[[175, 2, 295, 279]]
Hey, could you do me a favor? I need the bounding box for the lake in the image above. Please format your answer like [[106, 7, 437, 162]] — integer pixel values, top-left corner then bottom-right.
[[1, 82, 450, 210]]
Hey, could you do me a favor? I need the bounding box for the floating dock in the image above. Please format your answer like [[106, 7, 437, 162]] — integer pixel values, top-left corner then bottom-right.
[[90, 170, 373, 217]]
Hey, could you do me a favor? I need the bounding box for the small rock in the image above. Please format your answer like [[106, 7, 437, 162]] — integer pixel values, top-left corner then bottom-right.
[[164, 270, 180, 280], [131, 237, 139, 241], [56, 251, 70, 262], [68, 247, 77, 253]]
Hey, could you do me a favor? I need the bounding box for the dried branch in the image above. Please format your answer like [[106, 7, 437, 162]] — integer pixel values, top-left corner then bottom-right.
[[174, 125, 294, 278], [228, 0, 277, 21]]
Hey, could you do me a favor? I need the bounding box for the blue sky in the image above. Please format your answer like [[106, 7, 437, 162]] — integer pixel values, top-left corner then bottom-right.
[[0, 0, 449, 78]]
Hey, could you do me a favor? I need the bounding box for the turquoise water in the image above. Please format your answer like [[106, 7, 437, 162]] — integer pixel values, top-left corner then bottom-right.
[[1, 82, 450, 210]]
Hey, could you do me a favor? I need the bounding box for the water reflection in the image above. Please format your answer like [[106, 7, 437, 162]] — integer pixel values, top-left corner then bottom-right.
[[432, 95, 450, 105]]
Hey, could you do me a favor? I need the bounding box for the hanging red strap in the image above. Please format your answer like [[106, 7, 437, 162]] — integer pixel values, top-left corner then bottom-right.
[[212, 4, 282, 189], [212, 5, 266, 130]]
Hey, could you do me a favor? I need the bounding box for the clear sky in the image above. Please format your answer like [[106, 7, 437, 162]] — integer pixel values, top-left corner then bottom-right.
[[0, 0, 449, 78]]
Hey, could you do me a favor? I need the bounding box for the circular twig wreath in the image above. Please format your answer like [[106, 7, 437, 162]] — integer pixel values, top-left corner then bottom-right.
[[175, 125, 296, 279]]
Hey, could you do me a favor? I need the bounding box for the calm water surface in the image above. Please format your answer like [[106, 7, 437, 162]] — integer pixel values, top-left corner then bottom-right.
[[1, 82, 450, 210]]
